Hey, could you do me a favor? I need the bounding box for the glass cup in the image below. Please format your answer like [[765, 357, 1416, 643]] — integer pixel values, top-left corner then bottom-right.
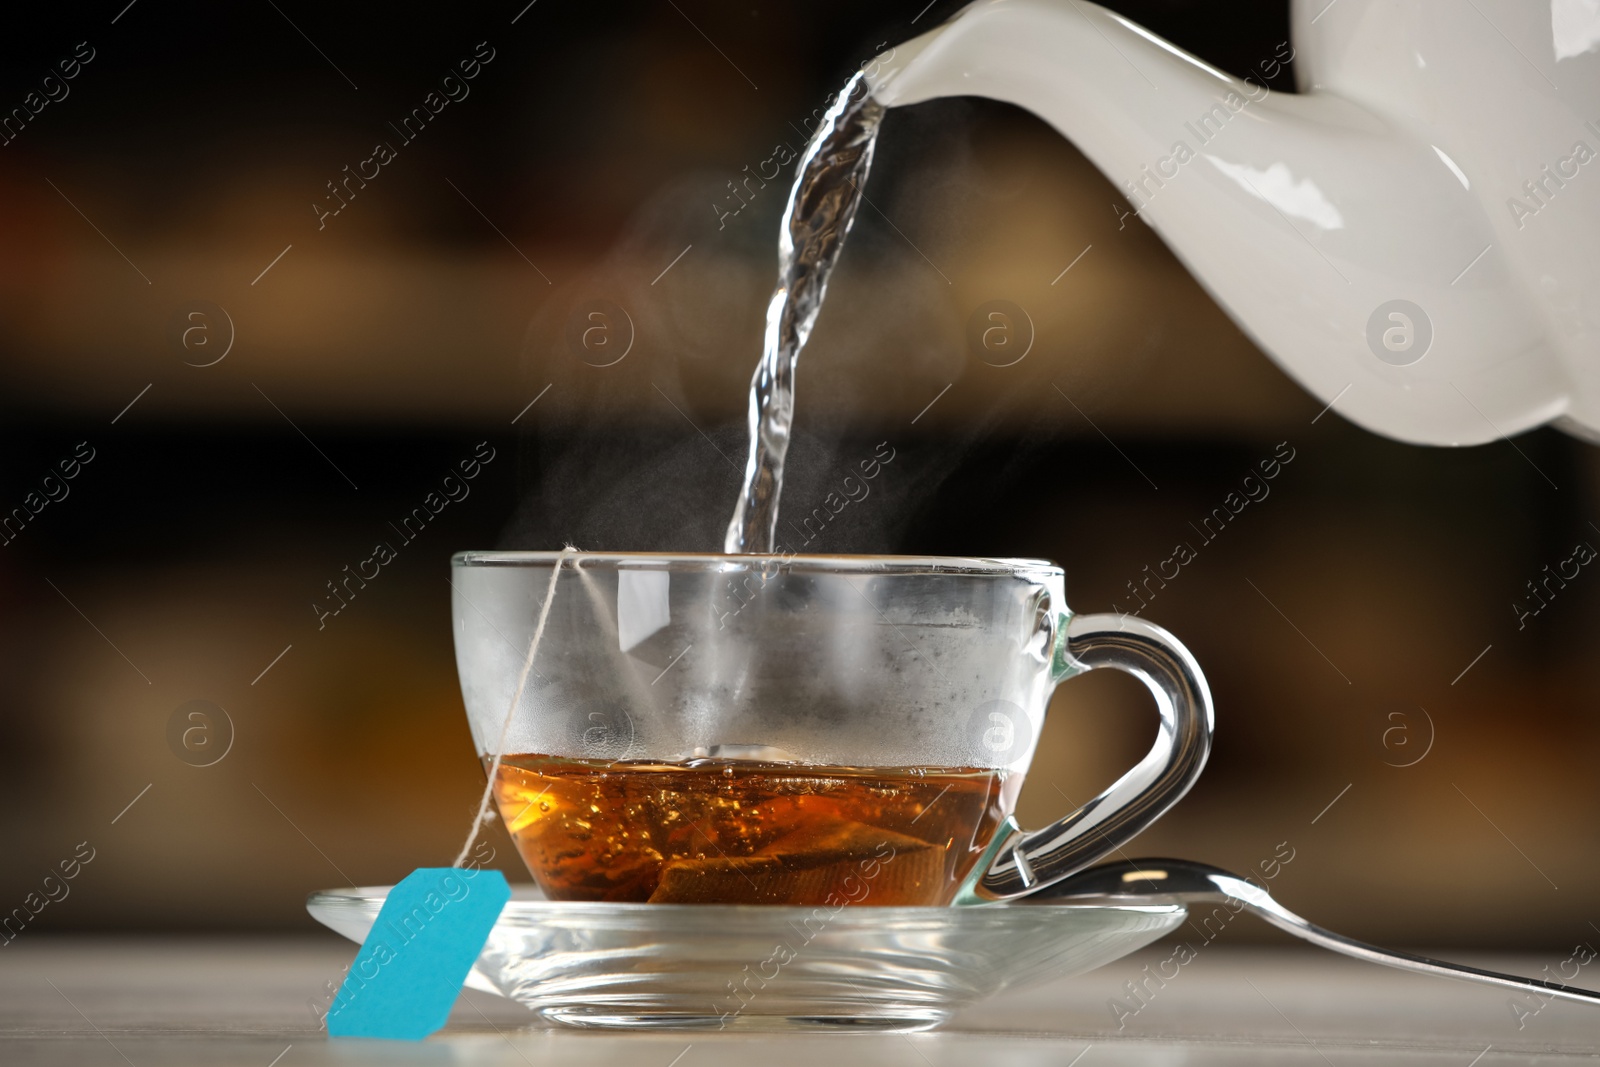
[[451, 551, 1212, 905]]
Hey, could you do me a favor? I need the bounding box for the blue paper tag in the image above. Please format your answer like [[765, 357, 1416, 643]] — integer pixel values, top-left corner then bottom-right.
[[326, 867, 511, 1041]]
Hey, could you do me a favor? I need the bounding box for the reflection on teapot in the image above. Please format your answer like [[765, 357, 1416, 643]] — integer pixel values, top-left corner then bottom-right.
[[867, 0, 1600, 446]]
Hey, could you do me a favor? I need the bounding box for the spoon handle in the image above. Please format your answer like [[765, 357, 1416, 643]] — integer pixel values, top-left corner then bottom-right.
[[1233, 882, 1600, 1007], [1044, 859, 1600, 1008]]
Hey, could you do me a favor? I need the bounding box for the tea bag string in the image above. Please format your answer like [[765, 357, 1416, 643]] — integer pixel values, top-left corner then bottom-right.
[[453, 546, 576, 868]]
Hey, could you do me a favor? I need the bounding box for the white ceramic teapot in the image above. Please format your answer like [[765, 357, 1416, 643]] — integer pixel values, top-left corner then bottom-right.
[[867, 0, 1600, 445]]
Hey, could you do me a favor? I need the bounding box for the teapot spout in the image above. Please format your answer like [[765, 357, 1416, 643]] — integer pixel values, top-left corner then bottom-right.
[[865, 0, 1573, 447], [868, 0, 1313, 231]]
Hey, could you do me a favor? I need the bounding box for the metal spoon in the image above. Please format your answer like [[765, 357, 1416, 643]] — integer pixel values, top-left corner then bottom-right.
[[1031, 857, 1600, 1007]]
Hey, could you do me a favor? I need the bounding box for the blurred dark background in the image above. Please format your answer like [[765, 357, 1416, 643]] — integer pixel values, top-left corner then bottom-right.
[[1, 0, 1596, 949]]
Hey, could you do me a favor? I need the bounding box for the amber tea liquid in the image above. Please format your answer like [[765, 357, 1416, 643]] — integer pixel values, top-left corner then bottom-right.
[[493, 755, 1011, 905]]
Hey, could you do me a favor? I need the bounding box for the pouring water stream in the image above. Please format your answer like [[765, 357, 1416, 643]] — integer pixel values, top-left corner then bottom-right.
[[723, 71, 883, 554]]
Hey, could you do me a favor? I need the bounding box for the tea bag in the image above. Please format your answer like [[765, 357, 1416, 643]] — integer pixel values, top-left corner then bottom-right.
[[648, 815, 945, 905]]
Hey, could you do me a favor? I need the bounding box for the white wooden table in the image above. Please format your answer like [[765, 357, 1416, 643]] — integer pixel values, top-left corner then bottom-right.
[[3, 937, 1595, 1064]]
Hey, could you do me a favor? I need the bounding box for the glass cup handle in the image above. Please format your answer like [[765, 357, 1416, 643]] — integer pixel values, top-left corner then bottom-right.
[[977, 613, 1214, 901]]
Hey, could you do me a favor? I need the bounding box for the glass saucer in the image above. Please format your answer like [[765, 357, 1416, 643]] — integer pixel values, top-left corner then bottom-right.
[[306, 886, 1184, 1032]]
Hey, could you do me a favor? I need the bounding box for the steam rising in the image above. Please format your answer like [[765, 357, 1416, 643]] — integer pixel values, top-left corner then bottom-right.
[[499, 95, 1070, 557]]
